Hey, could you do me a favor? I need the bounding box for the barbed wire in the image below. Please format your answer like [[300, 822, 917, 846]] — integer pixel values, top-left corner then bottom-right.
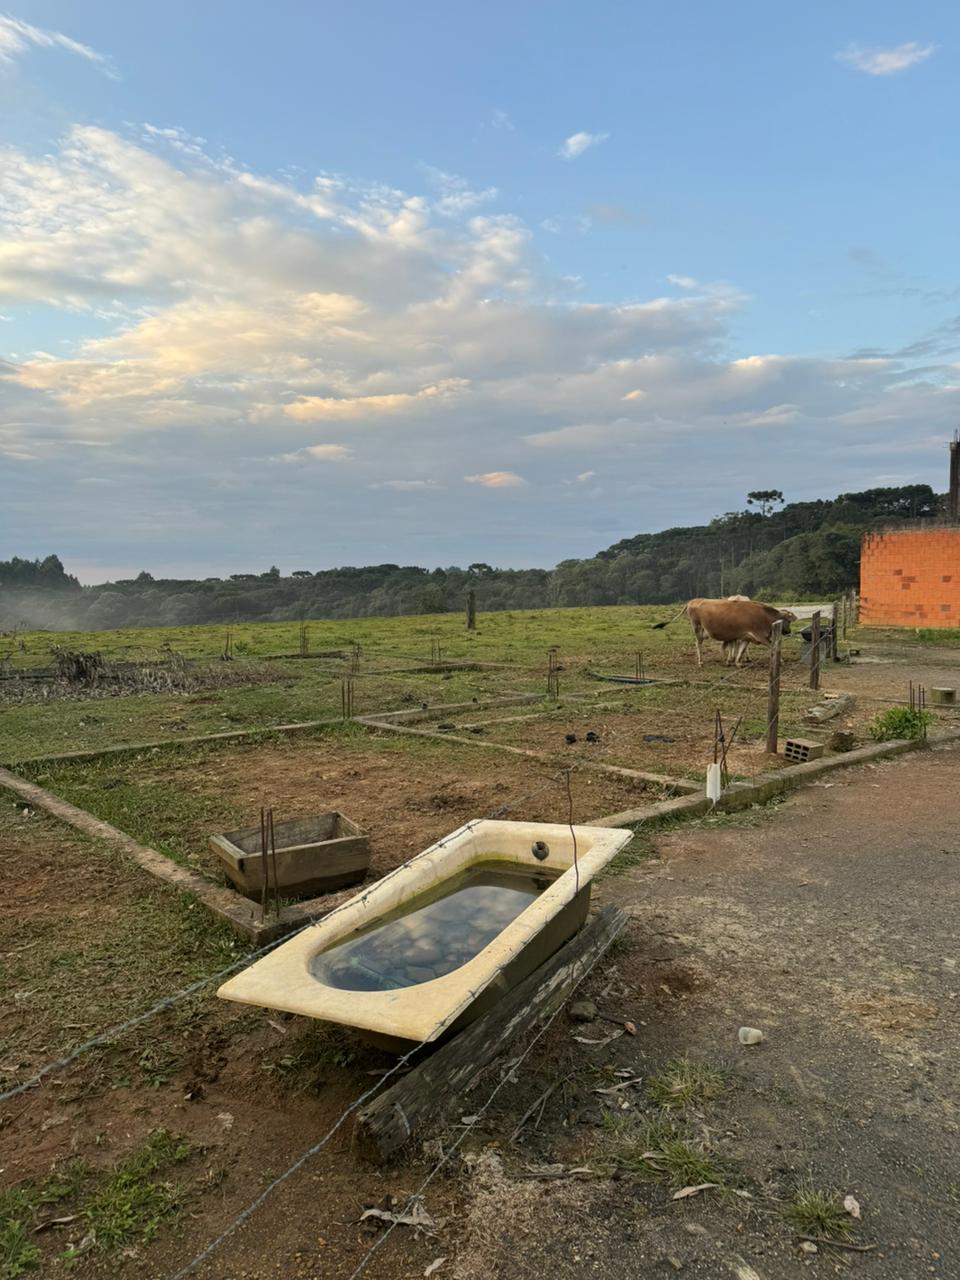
[[342, 918, 615, 1280], [0, 925, 309, 1105], [0, 774, 563, 1108], [165, 769, 587, 1280]]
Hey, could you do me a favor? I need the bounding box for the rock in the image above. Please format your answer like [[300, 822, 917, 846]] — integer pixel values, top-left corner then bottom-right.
[[828, 730, 858, 753], [570, 999, 598, 1023], [800, 1241, 818, 1255], [738, 1026, 764, 1046]]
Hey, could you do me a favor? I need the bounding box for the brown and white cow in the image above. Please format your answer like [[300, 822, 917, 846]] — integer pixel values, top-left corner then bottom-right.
[[652, 597, 797, 667]]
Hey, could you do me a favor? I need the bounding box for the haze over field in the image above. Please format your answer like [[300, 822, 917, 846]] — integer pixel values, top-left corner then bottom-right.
[[1, 3, 958, 580]]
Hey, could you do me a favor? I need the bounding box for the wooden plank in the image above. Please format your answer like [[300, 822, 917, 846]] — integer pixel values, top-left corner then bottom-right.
[[354, 904, 628, 1164], [766, 620, 783, 755]]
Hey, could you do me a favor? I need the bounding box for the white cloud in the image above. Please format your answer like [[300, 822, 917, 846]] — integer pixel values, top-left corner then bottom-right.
[[0, 13, 115, 75], [1, 122, 957, 574], [464, 471, 527, 488], [835, 41, 936, 76], [421, 166, 498, 216], [283, 381, 469, 423], [667, 274, 698, 289], [559, 131, 609, 160], [490, 109, 514, 131], [575, 470, 595, 482], [281, 443, 352, 462]]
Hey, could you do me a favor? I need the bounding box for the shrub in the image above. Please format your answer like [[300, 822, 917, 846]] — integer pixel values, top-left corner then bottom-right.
[[869, 706, 931, 742]]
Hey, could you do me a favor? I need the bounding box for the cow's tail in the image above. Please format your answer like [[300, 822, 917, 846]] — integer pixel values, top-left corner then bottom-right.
[[650, 604, 688, 631]]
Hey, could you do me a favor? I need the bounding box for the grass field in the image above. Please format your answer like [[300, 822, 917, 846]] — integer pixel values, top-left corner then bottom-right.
[[3, 604, 960, 1277], [0, 605, 819, 763]]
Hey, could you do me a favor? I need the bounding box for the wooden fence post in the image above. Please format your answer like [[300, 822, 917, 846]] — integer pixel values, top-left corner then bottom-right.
[[466, 589, 476, 631], [830, 601, 839, 661], [809, 610, 821, 691], [766, 620, 783, 755]]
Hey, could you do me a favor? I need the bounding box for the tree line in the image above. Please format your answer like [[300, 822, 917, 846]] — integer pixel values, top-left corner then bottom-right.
[[0, 484, 942, 632]]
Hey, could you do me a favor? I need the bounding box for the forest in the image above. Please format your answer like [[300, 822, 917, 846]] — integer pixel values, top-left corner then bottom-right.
[[0, 484, 942, 631]]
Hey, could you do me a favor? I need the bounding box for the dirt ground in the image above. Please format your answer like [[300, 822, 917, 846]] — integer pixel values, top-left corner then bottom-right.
[[5, 743, 958, 1280], [5, 623, 960, 1280], [446, 743, 960, 1280], [48, 730, 665, 885]]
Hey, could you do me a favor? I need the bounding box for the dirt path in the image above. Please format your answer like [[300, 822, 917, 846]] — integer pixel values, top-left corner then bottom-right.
[[448, 743, 960, 1280]]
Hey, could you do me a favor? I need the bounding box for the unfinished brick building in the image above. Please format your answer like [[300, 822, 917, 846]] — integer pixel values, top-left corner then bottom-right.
[[860, 527, 960, 628]]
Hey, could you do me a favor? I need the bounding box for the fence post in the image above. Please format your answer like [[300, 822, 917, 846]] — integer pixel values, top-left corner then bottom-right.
[[830, 601, 839, 661], [809, 610, 821, 691], [466, 589, 476, 631], [766, 620, 783, 755]]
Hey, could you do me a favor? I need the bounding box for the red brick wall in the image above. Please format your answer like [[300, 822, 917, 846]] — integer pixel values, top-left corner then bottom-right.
[[860, 529, 960, 627]]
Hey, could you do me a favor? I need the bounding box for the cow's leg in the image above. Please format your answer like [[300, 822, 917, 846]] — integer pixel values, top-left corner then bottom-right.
[[734, 639, 750, 667], [737, 632, 769, 668], [692, 620, 705, 667]]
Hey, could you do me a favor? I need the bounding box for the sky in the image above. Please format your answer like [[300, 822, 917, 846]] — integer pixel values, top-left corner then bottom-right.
[[1, 2, 958, 583]]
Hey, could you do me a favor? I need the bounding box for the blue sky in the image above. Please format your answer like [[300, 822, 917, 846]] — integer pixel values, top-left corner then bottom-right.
[[1, 2, 958, 581]]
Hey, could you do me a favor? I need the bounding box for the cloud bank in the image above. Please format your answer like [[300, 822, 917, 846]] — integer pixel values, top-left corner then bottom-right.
[[0, 123, 957, 576]]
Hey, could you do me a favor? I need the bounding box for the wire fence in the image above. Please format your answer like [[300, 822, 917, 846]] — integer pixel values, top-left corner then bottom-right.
[[0, 774, 563, 1108], [168, 867, 620, 1280], [166, 768, 606, 1279]]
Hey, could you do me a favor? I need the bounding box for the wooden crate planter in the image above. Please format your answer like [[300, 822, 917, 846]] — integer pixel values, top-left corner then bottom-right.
[[210, 813, 370, 901]]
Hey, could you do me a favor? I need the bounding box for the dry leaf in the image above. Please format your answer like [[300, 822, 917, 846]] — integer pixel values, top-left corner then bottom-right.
[[623, 1020, 637, 1036], [672, 1182, 719, 1200], [424, 1258, 448, 1277], [844, 1194, 861, 1219], [360, 1199, 441, 1233], [571, 1030, 624, 1047]]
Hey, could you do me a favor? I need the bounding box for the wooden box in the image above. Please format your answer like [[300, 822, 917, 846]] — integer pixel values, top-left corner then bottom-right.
[[210, 813, 370, 901]]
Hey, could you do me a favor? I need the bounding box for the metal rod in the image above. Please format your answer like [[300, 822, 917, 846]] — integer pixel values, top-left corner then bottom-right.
[[720, 715, 741, 789], [766, 620, 783, 755], [260, 806, 268, 923], [269, 808, 280, 917]]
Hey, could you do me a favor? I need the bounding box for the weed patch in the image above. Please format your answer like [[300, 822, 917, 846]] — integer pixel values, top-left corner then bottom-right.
[[606, 1116, 730, 1190], [647, 1057, 727, 1110], [870, 706, 931, 742], [81, 1129, 195, 1250], [784, 1183, 853, 1238]]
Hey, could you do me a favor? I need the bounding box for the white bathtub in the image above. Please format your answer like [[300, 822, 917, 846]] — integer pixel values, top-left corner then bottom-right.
[[217, 818, 631, 1048]]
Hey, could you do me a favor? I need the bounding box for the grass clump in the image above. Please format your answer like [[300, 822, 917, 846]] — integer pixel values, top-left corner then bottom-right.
[[0, 1160, 90, 1277], [0, 1219, 40, 1278], [647, 1057, 727, 1111], [606, 1116, 729, 1190], [784, 1182, 853, 1238], [81, 1129, 194, 1250], [869, 706, 931, 742]]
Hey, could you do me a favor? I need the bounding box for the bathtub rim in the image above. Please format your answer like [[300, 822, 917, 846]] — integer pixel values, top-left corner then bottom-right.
[[216, 818, 631, 1044]]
